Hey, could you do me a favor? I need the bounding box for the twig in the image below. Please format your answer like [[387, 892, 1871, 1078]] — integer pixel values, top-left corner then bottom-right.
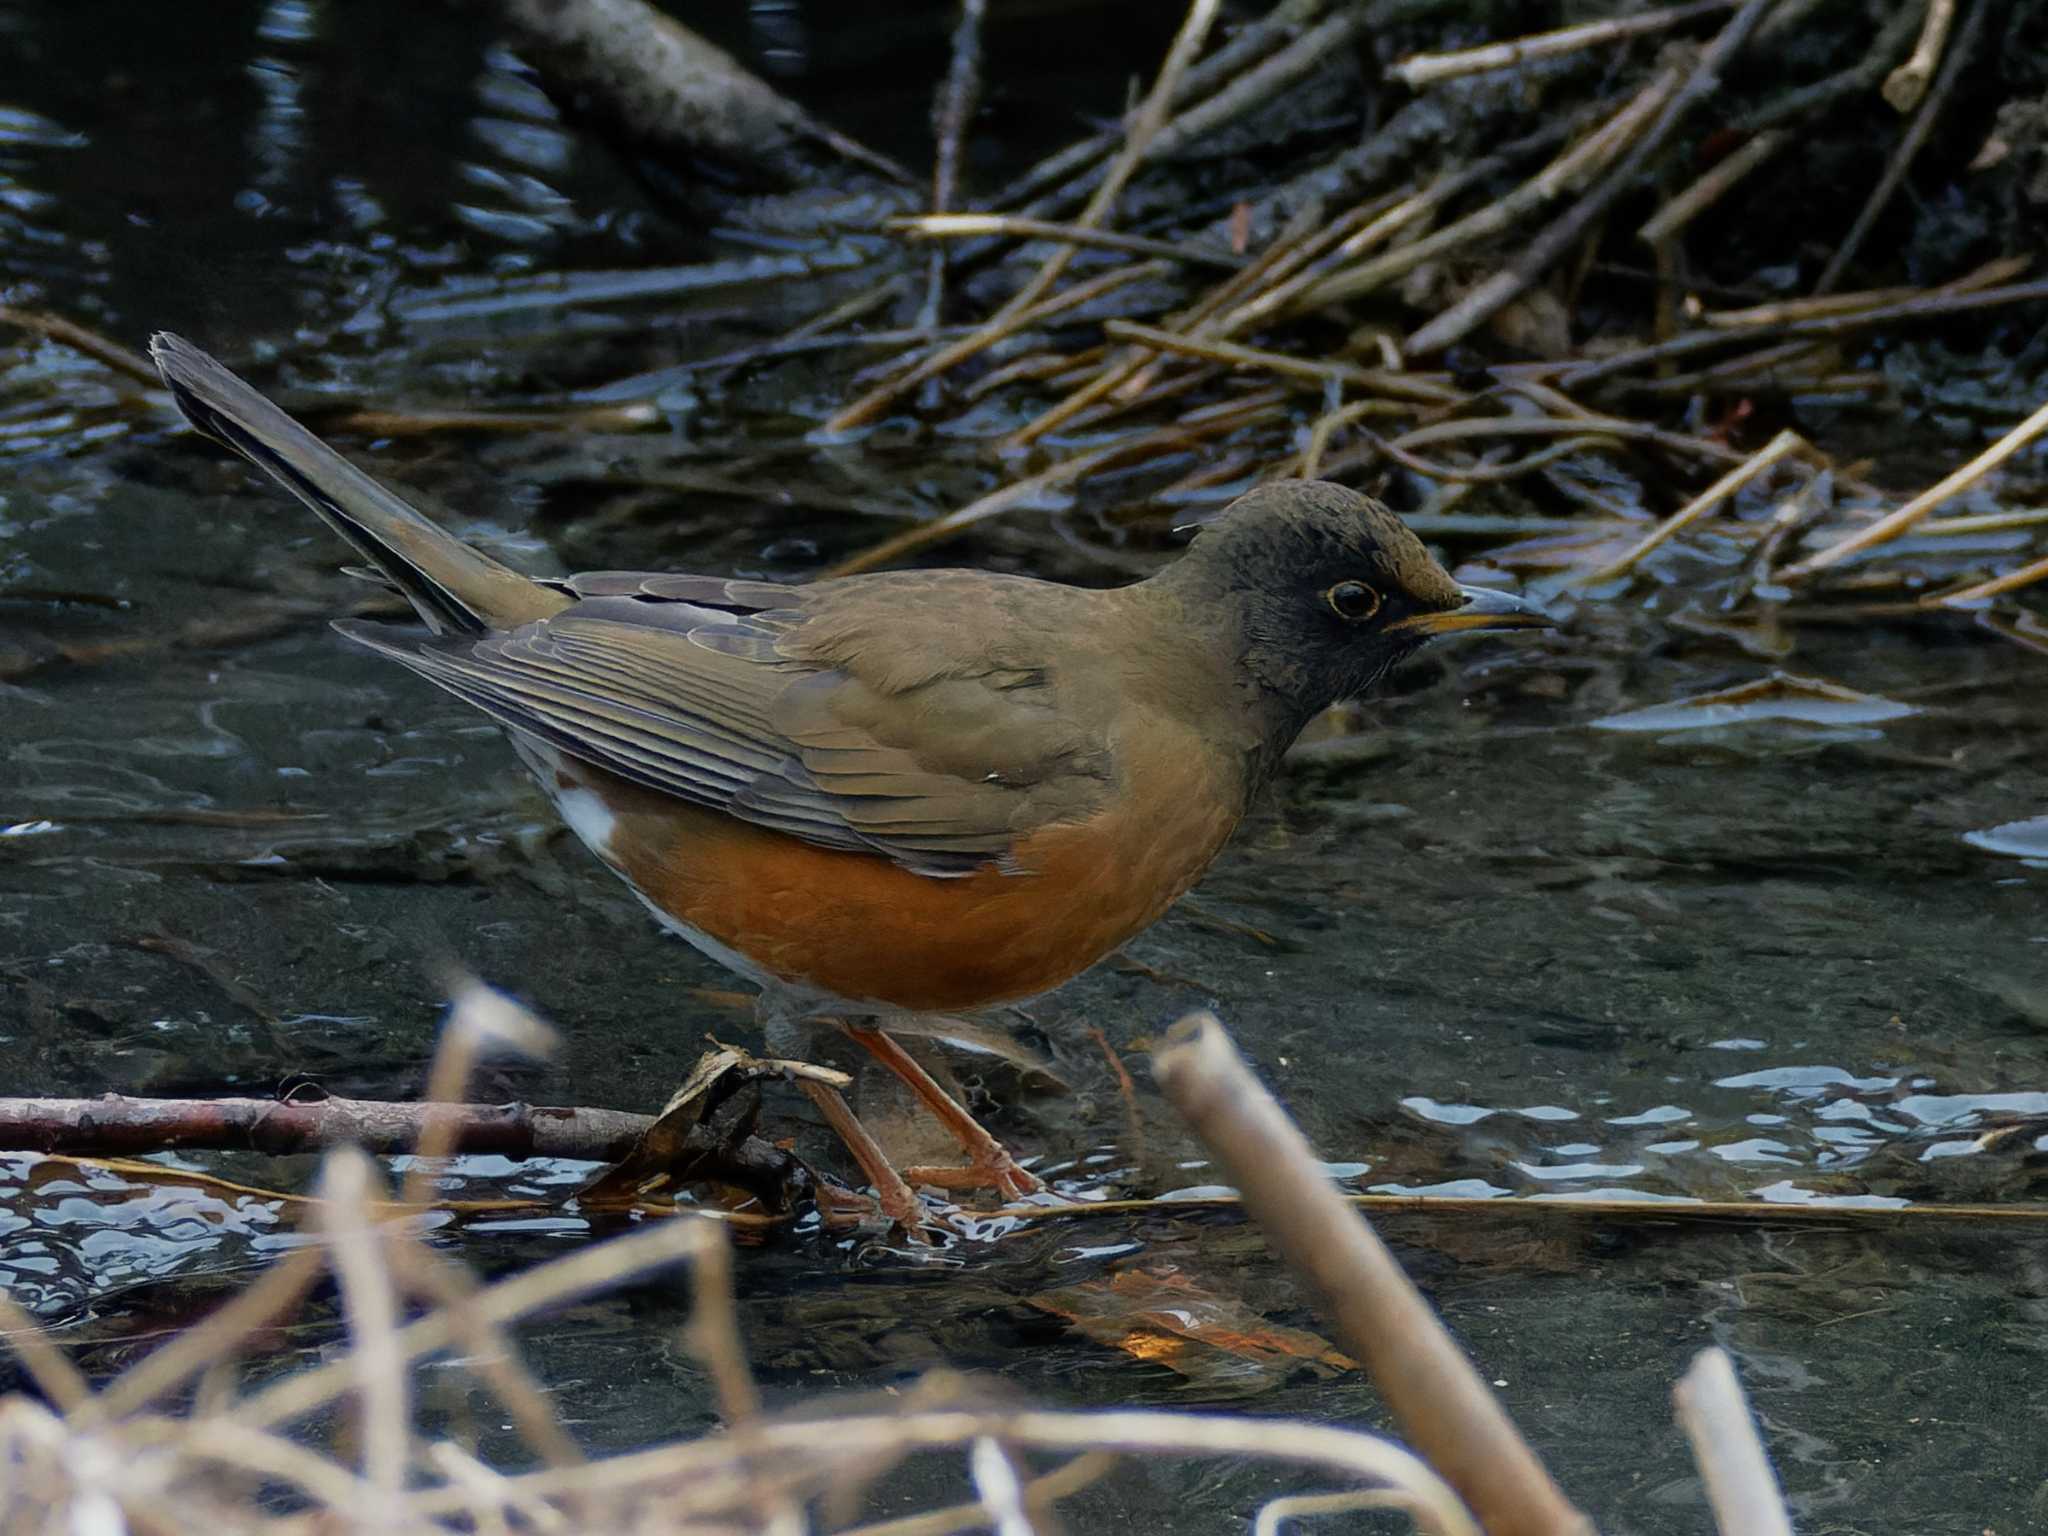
[[1144, 5, 1368, 163], [823, 259, 1169, 433], [1389, 0, 1738, 90], [825, 389, 1287, 575], [0, 306, 161, 386], [890, 213, 1241, 270], [1932, 550, 2048, 606], [1816, 0, 1984, 294], [823, 0, 1219, 433], [0, 1093, 656, 1160], [1300, 77, 1681, 313], [1392, 410, 1747, 466], [988, 0, 1328, 210], [1102, 318, 1459, 402], [1152, 1013, 1594, 1536], [1736, 1, 1923, 131], [1783, 395, 2048, 576], [1002, 196, 1372, 450], [1637, 128, 1787, 245], [1553, 276, 2048, 388], [1883, 0, 1957, 113], [1672, 1349, 1795, 1536], [1586, 428, 1806, 582], [1406, 0, 1776, 356]]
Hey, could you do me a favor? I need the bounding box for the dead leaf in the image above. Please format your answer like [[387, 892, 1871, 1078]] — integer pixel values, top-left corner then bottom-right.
[[1027, 1263, 1355, 1396]]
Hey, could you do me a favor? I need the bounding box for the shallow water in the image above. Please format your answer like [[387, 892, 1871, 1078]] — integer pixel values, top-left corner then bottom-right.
[[3, 3, 2047, 1532]]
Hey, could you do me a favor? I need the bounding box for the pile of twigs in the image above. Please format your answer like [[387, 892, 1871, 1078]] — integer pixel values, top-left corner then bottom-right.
[[7, 1, 2046, 644], [778, 0, 2048, 629]]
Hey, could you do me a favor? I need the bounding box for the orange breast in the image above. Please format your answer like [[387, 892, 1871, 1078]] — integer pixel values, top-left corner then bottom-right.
[[578, 729, 1246, 1013]]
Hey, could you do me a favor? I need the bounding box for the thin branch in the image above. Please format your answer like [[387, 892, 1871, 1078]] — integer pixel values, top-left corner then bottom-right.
[[890, 213, 1242, 270]]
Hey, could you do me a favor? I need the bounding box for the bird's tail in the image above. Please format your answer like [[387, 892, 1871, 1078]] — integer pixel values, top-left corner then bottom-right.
[[149, 332, 564, 634]]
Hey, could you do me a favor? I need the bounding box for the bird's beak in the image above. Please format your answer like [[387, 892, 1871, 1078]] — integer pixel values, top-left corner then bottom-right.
[[1388, 583, 1554, 638]]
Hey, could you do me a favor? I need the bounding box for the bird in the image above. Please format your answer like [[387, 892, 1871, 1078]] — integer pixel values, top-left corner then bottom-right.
[[149, 332, 1551, 1228]]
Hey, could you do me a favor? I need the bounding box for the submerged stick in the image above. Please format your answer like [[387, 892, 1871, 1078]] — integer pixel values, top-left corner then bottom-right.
[[0, 1092, 658, 1160], [1153, 1013, 1595, 1536]]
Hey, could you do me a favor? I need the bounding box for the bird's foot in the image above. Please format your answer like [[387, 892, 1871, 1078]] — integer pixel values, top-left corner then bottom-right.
[[904, 1148, 1046, 1203], [838, 1023, 1047, 1202], [793, 1076, 941, 1240]]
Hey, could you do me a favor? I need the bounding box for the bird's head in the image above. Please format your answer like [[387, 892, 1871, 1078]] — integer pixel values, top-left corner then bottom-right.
[[1162, 480, 1551, 729]]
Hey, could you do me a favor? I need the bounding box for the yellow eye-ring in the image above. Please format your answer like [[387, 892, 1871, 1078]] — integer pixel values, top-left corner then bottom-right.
[[1325, 580, 1382, 621]]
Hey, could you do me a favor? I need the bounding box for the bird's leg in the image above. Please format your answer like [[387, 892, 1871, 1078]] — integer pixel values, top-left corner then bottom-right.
[[755, 985, 936, 1235], [792, 1076, 929, 1237], [840, 1023, 1047, 1201]]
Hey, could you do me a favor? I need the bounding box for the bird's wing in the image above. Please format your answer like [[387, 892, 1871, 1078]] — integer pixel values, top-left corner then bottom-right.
[[336, 578, 1114, 877]]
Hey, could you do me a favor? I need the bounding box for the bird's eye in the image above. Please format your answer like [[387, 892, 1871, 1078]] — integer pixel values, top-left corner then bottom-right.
[[1324, 580, 1382, 622]]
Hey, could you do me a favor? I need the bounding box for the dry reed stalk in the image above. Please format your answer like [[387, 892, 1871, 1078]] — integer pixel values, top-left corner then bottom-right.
[[823, 259, 1170, 434], [891, 213, 1241, 270], [1407, 0, 1778, 356], [1587, 428, 1806, 582], [1389, 0, 1739, 90], [1882, 0, 1958, 113], [1933, 550, 2048, 605], [921, 0, 988, 329], [1637, 127, 1787, 245], [315, 1149, 411, 1516], [1784, 395, 2048, 576], [1816, 0, 1985, 293], [826, 389, 1288, 575], [824, 0, 1219, 433], [1300, 74, 1682, 313], [1000, 197, 1361, 450], [1152, 1012, 1595, 1536], [1101, 319, 1458, 403], [1673, 1349, 1795, 1536]]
